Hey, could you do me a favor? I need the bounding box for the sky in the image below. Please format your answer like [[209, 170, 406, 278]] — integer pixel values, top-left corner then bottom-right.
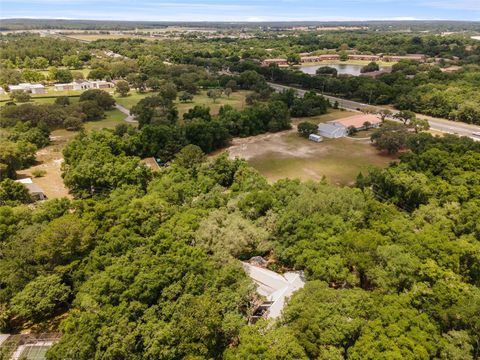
[[1, 0, 478, 22]]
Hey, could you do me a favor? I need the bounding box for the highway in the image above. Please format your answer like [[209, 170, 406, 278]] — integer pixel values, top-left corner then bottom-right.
[[269, 83, 480, 140]]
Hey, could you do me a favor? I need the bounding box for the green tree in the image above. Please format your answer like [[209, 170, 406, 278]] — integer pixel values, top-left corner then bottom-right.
[[9, 90, 31, 103], [394, 110, 416, 125], [371, 123, 409, 154], [410, 117, 430, 133], [62, 54, 82, 69], [10, 274, 70, 323], [79, 89, 115, 110], [115, 80, 130, 97], [158, 82, 177, 101], [297, 121, 318, 138], [207, 88, 222, 103], [179, 91, 194, 103], [0, 178, 32, 205], [173, 144, 205, 170]]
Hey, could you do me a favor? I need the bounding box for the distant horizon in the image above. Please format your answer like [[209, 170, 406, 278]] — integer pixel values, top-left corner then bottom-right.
[[1, 0, 478, 22]]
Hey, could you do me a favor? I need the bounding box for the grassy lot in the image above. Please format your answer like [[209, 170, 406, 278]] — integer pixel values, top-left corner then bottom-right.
[[227, 110, 396, 185], [37, 67, 91, 78], [115, 90, 249, 116]]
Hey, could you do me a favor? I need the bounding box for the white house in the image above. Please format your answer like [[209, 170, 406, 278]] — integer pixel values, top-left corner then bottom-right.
[[90, 80, 114, 89], [318, 123, 347, 138], [243, 262, 305, 320], [55, 80, 92, 92], [8, 83, 46, 95]]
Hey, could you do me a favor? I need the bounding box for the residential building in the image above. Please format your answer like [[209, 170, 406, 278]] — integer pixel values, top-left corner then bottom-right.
[[54, 80, 92, 91], [15, 178, 46, 201], [54, 80, 113, 91], [243, 262, 305, 320], [90, 80, 114, 89], [8, 83, 46, 94]]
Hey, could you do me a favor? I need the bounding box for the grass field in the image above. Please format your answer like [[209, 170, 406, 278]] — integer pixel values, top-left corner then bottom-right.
[[227, 110, 397, 185], [115, 90, 250, 116]]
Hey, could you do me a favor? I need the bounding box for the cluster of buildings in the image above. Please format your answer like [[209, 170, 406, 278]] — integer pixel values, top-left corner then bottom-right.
[[54, 80, 114, 91], [0, 80, 114, 96], [314, 113, 382, 140], [262, 53, 426, 66]]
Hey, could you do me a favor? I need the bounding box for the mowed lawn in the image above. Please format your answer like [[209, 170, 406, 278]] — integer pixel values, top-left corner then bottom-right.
[[115, 90, 250, 116], [227, 110, 397, 185]]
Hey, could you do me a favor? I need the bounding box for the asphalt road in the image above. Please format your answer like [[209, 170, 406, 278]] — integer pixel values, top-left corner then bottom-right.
[[115, 103, 137, 123], [269, 83, 480, 140]]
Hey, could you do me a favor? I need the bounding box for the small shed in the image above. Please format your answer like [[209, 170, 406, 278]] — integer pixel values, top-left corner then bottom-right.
[[308, 134, 323, 142]]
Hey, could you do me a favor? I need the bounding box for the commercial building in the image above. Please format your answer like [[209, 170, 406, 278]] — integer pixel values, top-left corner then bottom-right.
[[300, 54, 341, 63], [348, 54, 381, 61], [261, 58, 288, 66], [317, 123, 348, 138], [383, 54, 426, 62]]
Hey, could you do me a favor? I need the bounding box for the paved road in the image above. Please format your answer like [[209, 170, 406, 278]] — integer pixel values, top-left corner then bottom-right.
[[269, 83, 480, 140], [115, 104, 137, 123]]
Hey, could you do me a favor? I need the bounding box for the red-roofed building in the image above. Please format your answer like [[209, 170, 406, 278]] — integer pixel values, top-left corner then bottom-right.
[[300, 54, 341, 63], [348, 54, 381, 61], [330, 113, 381, 131], [262, 58, 288, 66]]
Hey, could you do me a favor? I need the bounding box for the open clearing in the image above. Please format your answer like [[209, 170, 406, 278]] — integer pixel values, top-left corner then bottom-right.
[[227, 110, 397, 185], [115, 90, 250, 115], [14, 90, 245, 199]]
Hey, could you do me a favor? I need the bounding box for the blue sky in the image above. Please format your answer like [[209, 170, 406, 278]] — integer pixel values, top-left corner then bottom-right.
[[1, 0, 478, 21]]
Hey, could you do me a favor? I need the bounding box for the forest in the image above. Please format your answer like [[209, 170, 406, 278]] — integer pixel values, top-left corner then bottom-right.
[[1, 132, 480, 359], [0, 27, 479, 359]]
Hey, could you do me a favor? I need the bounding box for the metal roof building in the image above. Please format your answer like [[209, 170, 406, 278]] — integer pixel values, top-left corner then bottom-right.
[[242, 262, 305, 320], [317, 123, 347, 138]]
